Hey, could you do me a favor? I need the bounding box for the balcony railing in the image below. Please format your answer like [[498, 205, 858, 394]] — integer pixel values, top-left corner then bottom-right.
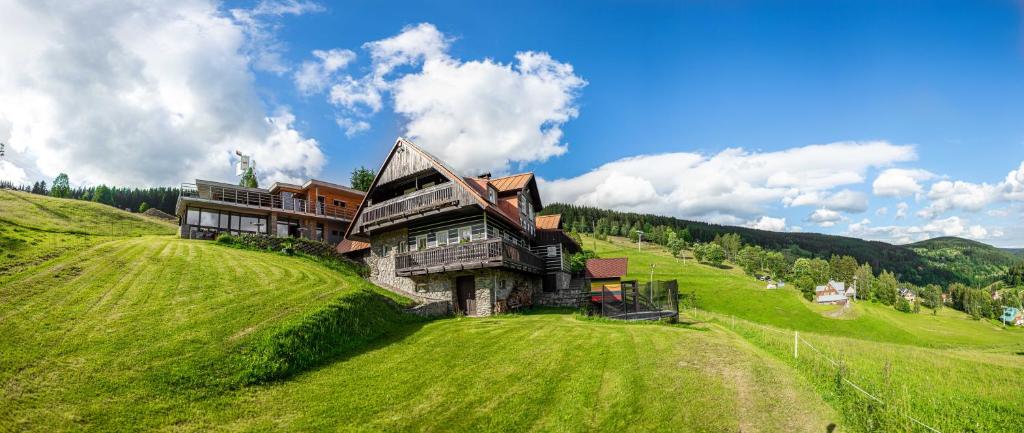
[[179, 183, 356, 220], [394, 238, 544, 276], [361, 183, 457, 227]]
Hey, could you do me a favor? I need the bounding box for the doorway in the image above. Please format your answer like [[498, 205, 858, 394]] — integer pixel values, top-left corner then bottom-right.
[[456, 276, 476, 315]]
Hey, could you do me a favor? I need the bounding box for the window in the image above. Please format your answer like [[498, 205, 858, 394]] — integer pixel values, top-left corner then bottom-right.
[[471, 224, 485, 241], [547, 245, 557, 256], [427, 232, 437, 248], [200, 210, 218, 228], [186, 208, 199, 225], [448, 228, 459, 244], [240, 216, 267, 233], [333, 199, 342, 206], [407, 237, 418, 251], [230, 214, 240, 230], [219, 213, 230, 229], [436, 230, 448, 246], [417, 235, 427, 250], [459, 227, 472, 243], [487, 186, 497, 203]]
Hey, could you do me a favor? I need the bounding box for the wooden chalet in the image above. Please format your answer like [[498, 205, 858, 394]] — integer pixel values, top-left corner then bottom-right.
[[345, 137, 581, 316], [175, 178, 363, 245]]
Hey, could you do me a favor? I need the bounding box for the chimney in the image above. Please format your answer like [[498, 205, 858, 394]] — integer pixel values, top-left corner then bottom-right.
[[478, 172, 492, 180]]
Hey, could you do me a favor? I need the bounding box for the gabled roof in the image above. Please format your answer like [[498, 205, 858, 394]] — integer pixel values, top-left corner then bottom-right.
[[536, 214, 561, 230], [586, 258, 628, 279], [344, 138, 531, 240], [490, 173, 533, 192]]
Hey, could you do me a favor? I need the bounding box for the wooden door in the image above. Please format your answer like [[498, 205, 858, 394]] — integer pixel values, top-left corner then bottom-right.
[[456, 276, 476, 315]]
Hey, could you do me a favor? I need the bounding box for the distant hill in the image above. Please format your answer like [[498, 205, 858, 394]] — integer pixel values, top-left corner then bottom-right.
[[544, 203, 1020, 287], [909, 237, 1021, 286], [1003, 248, 1024, 257]]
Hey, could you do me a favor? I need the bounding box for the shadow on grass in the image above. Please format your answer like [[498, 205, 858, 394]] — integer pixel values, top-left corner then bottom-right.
[[150, 290, 436, 396], [6, 190, 71, 221]]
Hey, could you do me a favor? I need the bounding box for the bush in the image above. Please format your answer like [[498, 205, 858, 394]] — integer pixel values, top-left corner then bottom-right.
[[234, 290, 420, 384], [895, 297, 912, 313], [215, 232, 236, 244]]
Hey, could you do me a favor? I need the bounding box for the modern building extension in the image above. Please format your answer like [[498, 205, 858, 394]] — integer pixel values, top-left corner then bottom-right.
[[344, 138, 581, 316], [175, 178, 363, 245]]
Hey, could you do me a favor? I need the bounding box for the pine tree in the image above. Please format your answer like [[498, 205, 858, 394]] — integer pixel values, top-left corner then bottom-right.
[[240, 167, 258, 188]]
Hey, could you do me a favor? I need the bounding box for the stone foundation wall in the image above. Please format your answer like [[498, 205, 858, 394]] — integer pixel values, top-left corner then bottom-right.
[[536, 272, 586, 308], [363, 228, 545, 316], [408, 268, 541, 316]]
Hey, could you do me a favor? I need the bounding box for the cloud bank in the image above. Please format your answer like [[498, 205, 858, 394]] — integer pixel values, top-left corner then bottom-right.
[[0, 0, 325, 187]]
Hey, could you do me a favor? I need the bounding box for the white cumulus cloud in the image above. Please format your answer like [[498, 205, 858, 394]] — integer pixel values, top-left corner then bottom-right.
[[747, 216, 787, 232], [541, 141, 915, 222], [298, 23, 587, 174], [808, 208, 844, 227], [0, 0, 326, 187], [872, 168, 935, 197]]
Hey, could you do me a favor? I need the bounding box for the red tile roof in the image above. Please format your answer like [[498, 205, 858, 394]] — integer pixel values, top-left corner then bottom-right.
[[585, 258, 628, 279], [536, 214, 561, 230], [336, 239, 370, 254]]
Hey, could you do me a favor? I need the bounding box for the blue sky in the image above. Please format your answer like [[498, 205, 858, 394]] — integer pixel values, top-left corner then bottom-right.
[[1, 0, 1023, 245]]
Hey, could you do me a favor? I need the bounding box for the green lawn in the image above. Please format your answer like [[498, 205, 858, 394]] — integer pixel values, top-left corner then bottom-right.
[[587, 235, 1023, 348], [1, 193, 840, 432], [585, 235, 1024, 431], [0, 236, 838, 432], [0, 189, 175, 236]]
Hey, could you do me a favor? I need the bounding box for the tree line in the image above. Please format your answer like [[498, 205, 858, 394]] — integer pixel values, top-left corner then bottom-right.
[[550, 203, 1023, 322], [1, 174, 180, 215], [543, 203, 966, 287]]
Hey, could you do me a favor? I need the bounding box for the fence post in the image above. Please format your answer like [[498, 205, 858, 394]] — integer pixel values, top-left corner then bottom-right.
[[794, 331, 799, 359]]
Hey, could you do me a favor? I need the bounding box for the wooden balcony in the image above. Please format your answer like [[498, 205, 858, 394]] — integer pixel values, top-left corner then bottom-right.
[[394, 238, 544, 276], [179, 182, 356, 220], [360, 183, 459, 229]]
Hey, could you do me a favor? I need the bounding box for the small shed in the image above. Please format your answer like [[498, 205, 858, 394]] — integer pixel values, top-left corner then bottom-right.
[[586, 258, 628, 289]]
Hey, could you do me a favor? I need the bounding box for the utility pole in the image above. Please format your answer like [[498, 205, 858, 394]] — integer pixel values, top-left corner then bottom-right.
[[649, 263, 656, 302]]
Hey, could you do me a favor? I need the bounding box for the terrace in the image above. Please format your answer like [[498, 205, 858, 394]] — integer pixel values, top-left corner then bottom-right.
[[394, 237, 544, 276], [179, 182, 356, 221]]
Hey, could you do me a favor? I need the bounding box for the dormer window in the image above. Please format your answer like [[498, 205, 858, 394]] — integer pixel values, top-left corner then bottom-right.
[[488, 186, 497, 203]]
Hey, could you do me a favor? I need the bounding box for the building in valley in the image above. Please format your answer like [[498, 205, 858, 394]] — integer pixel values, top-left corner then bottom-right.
[[815, 280, 848, 304], [175, 178, 363, 245], [344, 138, 581, 316]]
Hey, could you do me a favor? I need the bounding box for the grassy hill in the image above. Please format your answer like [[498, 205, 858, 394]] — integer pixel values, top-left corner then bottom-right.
[[1, 190, 843, 432], [586, 235, 1021, 348], [586, 234, 1024, 432], [908, 236, 1022, 285], [546, 203, 1024, 287]]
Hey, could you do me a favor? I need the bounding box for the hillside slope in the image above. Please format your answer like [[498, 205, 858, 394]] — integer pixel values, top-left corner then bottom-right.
[[586, 235, 1021, 348], [0, 236, 412, 431], [910, 236, 1021, 285], [1, 189, 842, 432], [584, 235, 1024, 432], [545, 203, 1024, 286], [0, 189, 176, 235]]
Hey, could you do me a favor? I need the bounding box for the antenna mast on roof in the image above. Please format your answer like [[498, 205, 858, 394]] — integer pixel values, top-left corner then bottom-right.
[[235, 149, 254, 177]]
